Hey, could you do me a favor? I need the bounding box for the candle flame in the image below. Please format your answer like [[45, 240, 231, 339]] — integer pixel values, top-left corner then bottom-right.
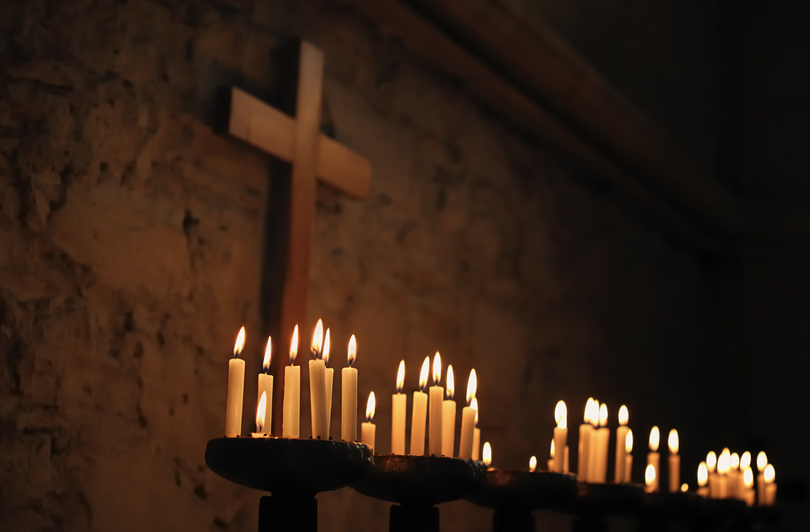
[[446, 365, 454, 399], [396, 360, 405, 393], [698, 462, 708, 487], [290, 325, 299, 365], [466, 369, 477, 405], [740, 451, 751, 470], [744, 468, 754, 489], [366, 391, 376, 422], [472, 397, 479, 426], [618, 405, 628, 426], [256, 391, 267, 433], [550, 438, 555, 458], [707, 451, 717, 472], [419, 357, 430, 392], [757, 451, 768, 471], [681, 483, 688, 492], [625, 429, 633, 453], [649, 426, 660, 452], [717, 450, 730, 474], [730, 452, 740, 470], [590, 400, 599, 427], [263, 336, 272, 373], [322, 329, 331, 366], [529, 456, 537, 472], [432, 352, 441, 385], [598, 403, 607, 427], [483, 442, 492, 466], [234, 326, 246, 358], [584, 398, 594, 423], [764, 464, 775, 484], [311, 320, 324, 358], [668, 429, 679, 454], [555, 400, 567, 429], [348, 335, 357, 367], [645, 464, 656, 486]]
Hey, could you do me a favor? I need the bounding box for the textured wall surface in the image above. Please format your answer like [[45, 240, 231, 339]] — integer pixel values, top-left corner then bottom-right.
[[0, 1, 739, 531]]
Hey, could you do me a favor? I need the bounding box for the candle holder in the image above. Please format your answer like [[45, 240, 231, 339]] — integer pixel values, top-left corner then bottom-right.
[[636, 491, 701, 532], [693, 497, 747, 532], [466, 469, 578, 532], [205, 437, 373, 532], [351, 454, 488, 532], [565, 483, 646, 532]]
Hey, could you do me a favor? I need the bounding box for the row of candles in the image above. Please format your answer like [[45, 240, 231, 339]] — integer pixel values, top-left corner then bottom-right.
[[222, 323, 777, 506]]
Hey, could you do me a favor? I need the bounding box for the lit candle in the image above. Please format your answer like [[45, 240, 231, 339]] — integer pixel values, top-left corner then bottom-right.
[[323, 329, 333, 438], [257, 336, 274, 435], [309, 320, 328, 439], [483, 442, 492, 467], [529, 456, 537, 472], [548, 439, 554, 472], [553, 401, 568, 473], [716, 449, 730, 499], [729, 452, 740, 499], [342, 335, 358, 442], [578, 398, 594, 482], [441, 365, 456, 457], [743, 467, 755, 506], [282, 326, 300, 438], [707, 451, 719, 498], [645, 464, 656, 493], [697, 462, 710, 498], [472, 398, 481, 460], [251, 392, 269, 437], [458, 369, 477, 459], [614, 405, 629, 483], [764, 464, 776, 505], [428, 353, 444, 456], [225, 327, 246, 437], [391, 361, 407, 455], [624, 429, 634, 482], [668, 429, 679, 493], [681, 484, 688, 492], [587, 400, 600, 481], [756, 452, 768, 505], [740, 452, 752, 499], [647, 426, 660, 492], [595, 404, 610, 483], [361, 391, 376, 450], [410, 357, 430, 455], [564, 445, 570, 474]]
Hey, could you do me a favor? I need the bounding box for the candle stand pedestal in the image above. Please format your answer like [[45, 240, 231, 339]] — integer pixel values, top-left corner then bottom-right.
[[205, 438, 373, 532], [636, 492, 700, 532], [351, 454, 487, 532], [693, 498, 747, 532], [566, 483, 645, 532], [466, 469, 578, 532]]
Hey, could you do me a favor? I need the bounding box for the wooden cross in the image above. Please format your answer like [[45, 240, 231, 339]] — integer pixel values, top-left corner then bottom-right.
[[220, 39, 372, 430]]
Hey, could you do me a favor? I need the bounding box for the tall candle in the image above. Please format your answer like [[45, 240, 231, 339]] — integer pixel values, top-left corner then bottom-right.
[[472, 398, 481, 460], [323, 329, 333, 438], [428, 353, 444, 456], [595, 404, 610, 483], [764, 464, 776, 505], [756, 452, 768, 505], [342, 335, 358, 442], [458, 369, 477, 459], [553, 401, 568, 473], [739, 452, 752, 499], [647, 426, 660, 492], [225, 327, 246, 437], [743, 467, 755, 506], [361, 392, 376, 450], [668, 429, 679, 493], [391, 360, 407, 455], [614, 405, 629, 483], [441, 365, 456, 457], [410, 357, 430, 455], [697, 461, 710, 498], [729, 452, 740, 499], [282, 326, 300, 438], [587, 400, 600, 481], [578, 398, 594, 482], [309, 320, 328, 439], [257, 336, 274, 435], [715, 449, 730, 499], [707, 451, 719, 498], [625, 429, 634, 482]]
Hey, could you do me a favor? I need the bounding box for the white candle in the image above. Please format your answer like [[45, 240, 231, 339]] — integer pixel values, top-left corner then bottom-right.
[[342, 335, 358, 441], [729, 452, 740, 499], [530, 456, 537, 472], [764, 464, 776, 505], [282, 326, 300, 438], [743, 467, 755, 506], [578, 398, 594, 482], [697, 461, 710, 498], [614, 405, 629, 483], [472, 398, 481, 461], [668, 429, 679, 493], [392, 360, 407, 455], [309, 320, 327, 439], [458, 369, 477, 459], [323, 329, 333, 438], [625, 429, 634, 482], [225, 327, 246, 437], [553, 401, 568, 473], [645, 464, 656, 493], [595, 404, 610, 483], [739, 452, 752, 499], [587, 400, 600, 481], [647, 426, 660, 492], [409, 357, 430, 455], [757, 452, 768, 505], [428, 353, 443, 456], [441, 365, 456, 457], [361, 391, 376, 450], [715, 449, 730, 499], [251, 391, 270, 437], [257, 336, 274, 435]]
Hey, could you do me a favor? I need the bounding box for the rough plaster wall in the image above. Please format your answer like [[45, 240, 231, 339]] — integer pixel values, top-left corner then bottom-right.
[[0, 1, 710, 531]]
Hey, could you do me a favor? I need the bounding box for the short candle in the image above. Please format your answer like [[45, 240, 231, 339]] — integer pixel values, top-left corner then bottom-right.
[[361, 391, 376, 450], [257, 336, 274, 436]]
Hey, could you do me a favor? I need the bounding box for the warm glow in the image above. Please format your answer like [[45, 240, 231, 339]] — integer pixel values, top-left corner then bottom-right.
[[681, 483, 688, 492], [396, 360, 405, 393], [446, 365, 455, 400], [730, 452, 740, 470], [262, 336, 272, 373], [290, 325, 299, 364], [366, 391, 376, 422], [740, 451, 751, 470], [555, 400, 567, 429], [599, 403, 608, 427], [757, 451, 768, 471], [483, 442, 492, 466], [472, 397, 479, 426], [256, 392, 267, 433], [584, 398, 594, 424], [707, 451, 717, 472], [234, 326, 246, 357], [619, 405, 629, 426], [347, 335, 357, 367], [744, 468, 754, 489], [698, 462, 708, 487], [625, 429, 633, 453], [649, 426, 660, 452], [590, 400, 599, 427], [645, 464, 656, 486], [311, 319, 324, 357], [764, 464, 775, 484], [550, 438, 556, 458], [717, 451, 730, 474], [529, 456, 537, 472], [322, 329, 331, 367], [419, 357, 430, 392], [668, 429, 679, 454], [432, 352, 442, 385], [466, 369, 477, 405]]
